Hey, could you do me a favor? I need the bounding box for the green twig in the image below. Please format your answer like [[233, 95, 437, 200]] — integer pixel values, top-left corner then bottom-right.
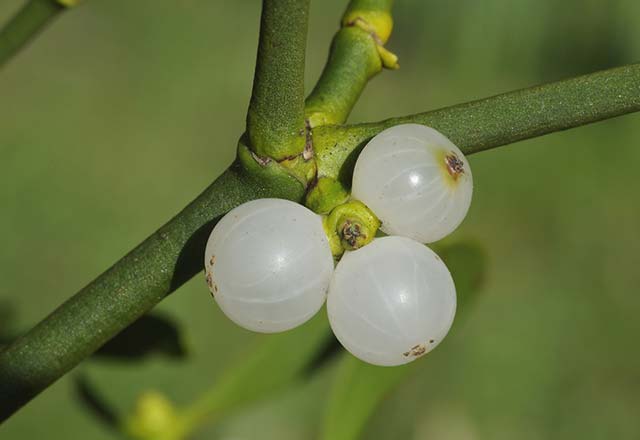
[[313, 63, 640, 182], [0, 0, 73, 68], [246, 0, 310, 160], [1, 64, 638, 422], [305, 0, 396, 127]]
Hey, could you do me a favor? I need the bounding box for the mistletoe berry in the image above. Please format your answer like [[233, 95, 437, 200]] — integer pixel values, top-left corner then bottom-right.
[[352, 124, 473, 243], [204, 198, 334, 333]]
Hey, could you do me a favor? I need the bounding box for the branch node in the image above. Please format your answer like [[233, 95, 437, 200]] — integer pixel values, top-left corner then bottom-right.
[[344, 15, 399, 70]]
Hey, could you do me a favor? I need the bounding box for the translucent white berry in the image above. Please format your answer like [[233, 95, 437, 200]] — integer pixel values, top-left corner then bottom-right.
[[204, 198, 334, 333], [352, 123, 473, 243], [327, 236, 456, 366]]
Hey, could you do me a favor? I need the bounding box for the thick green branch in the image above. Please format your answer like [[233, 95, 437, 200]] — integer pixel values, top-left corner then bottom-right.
[[1, 64, 638, 422], [314, 64, 640, 182], [0, 0, 77, 68], [305, 0, 395, 127], [246, 0, 310, 160], [0, 159, 305, 422]]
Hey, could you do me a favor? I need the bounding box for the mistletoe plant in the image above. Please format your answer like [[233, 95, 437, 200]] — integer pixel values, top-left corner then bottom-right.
[[0, 0, 639, 436]]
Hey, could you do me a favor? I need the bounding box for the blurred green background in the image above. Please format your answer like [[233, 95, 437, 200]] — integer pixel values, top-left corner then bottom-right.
[[1, 0, 639, 438]]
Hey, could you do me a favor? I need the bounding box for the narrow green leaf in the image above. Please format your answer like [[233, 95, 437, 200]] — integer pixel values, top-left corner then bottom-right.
[[320, 241, 487, 440], [174, 310, 333, 434], [321, 356, 412, 440]]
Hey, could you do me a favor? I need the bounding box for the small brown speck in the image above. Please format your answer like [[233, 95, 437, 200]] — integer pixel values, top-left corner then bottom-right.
[[205, 271, 215, 293], [209, 255, 216, 266], [403, 343, 427, 358]]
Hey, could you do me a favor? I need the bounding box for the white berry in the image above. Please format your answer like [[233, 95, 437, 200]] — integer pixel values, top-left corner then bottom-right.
[[204, 198, 334, 333], [327, 236, 456, 366], [352, 123, 473, 243]]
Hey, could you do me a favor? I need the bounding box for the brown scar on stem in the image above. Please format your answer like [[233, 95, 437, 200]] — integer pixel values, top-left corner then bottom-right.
[[251, 151, 272, 166], [303, 119, 314, 160], [403, 343, 427, 358], [445, 153, 465, 180], [209, 255, 216, 266], [346, 16, 384, 46]]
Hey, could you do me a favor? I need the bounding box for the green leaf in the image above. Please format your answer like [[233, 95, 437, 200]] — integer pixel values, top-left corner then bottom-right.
[[319, 240, 487, 440], [321, 356, 413, 440], [77, 310, 333, 440], [173, 310, 333, 435]]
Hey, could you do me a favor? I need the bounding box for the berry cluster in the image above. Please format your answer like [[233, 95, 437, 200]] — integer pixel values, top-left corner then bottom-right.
[[204, 124, 473, 366]]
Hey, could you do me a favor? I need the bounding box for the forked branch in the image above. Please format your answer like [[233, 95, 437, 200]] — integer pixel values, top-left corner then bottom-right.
[[0, 0, 639, 424], [2, 63, 638, 422]]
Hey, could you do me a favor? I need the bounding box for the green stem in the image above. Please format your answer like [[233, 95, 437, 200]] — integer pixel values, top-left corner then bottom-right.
[[314, 63, 640, 182], [305, 0, 395, 127], [0, 0, 65, 68], [0, 161, 305, 422], [1, 64, 638, 422], [246, 0, 310, 160]]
